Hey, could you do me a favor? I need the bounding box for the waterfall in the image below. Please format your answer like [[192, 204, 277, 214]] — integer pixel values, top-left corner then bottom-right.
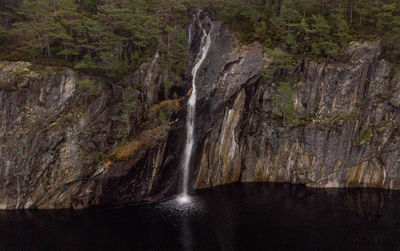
[[177, 16, 213, 204]]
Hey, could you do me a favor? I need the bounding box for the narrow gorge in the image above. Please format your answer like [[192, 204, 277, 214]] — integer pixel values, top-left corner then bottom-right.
[[0, 13, 399, 209]]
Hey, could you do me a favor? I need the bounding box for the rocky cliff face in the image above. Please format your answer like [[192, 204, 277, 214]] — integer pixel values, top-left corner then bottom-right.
[[0, 59, 171, 209], [0, 13, 399, 209], [0, 62, 103, 209], [194, 40, 400, 190]]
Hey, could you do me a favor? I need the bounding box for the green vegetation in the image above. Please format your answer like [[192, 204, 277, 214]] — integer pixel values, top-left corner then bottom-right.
[[272, 81, 298, 127], [0, 0, 192, 79], [0, 26, 12, 45], [77, 79, 101, 96], [330, 108, 361, 126], [1, 0, 399, 77], [95, 152, 107, 163], [359, 128, 373, 144], [118, 87, 141, 138], [201, 0, 400, 61], [263, 48, 295, 80]]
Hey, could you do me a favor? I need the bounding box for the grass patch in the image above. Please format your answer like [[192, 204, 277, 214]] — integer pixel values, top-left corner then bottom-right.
[[110, 125, 170, 161]]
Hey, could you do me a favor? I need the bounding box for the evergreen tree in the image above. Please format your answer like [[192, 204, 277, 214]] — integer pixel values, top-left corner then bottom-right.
[[0, 25, 12, 45], [279, 0, 302, 53], [309, 14, 339, 57], [2, 0, 400, 76], [331, 7, 350, 48]]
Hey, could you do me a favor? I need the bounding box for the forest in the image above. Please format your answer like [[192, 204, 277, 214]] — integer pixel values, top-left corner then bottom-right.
[[0, 0, 399, 80]]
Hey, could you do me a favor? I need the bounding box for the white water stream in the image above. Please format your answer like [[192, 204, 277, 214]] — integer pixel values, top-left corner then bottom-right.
[[177, 18, 213, 204]]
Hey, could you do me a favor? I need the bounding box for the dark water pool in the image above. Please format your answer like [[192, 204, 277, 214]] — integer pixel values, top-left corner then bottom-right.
[[1, 183, 400, 250]]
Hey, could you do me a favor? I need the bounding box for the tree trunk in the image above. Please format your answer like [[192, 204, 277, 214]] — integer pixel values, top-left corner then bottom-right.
[[349, 0, 353, 25], [274, 0, 281, 15], [126, 117, 131, 136], [45, 37, 51, 57]]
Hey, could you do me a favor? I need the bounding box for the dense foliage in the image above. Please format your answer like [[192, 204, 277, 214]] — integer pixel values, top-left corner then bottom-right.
[[1, 0, 400, 78], [0, 0, 191, 79], [202, 0, 400, 62]]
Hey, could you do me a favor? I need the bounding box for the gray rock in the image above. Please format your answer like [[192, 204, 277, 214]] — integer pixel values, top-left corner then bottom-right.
[[0, 15, 399, 209]]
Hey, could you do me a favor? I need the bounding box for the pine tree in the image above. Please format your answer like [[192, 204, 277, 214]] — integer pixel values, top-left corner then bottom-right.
[[309, 14, 339, 57], [13, 0, 68, 58], [332, 7, 350, 48], [0, 25, 12, 44]]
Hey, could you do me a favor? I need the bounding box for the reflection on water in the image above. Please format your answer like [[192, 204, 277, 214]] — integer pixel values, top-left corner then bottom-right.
[[0, 183, 399, 250], [180, 215, 193, 251], [156, 195, 205, 217]]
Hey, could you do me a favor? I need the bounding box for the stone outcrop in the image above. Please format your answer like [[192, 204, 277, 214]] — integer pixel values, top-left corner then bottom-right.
[[0, 13, 399, 209], [0, 59, 171, 209], [0, 61, 107, 209], [193, 40, 400, 190]]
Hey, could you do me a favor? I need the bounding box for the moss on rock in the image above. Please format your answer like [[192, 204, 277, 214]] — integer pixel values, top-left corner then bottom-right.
[[359, 129, 373, 145]]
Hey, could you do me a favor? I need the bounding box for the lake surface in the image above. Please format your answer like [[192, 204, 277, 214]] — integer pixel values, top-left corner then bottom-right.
[[1, 183, 400, 250]]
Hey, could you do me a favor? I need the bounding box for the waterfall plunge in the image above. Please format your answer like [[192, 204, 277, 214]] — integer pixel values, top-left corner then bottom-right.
[[177, 17, 213, 204]]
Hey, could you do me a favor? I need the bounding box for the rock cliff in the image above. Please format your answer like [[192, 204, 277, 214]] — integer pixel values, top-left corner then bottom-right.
[[194, 40, 400, 190], [0, 13, 399, 209]]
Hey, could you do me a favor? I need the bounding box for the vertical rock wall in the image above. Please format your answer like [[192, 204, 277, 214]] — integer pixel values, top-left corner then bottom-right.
[[0, 14, 399, 209], [192, 40, 400, 190]]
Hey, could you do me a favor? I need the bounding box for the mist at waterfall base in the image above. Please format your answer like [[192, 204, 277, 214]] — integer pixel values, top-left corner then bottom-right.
[[1, 183, 400, 250]]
